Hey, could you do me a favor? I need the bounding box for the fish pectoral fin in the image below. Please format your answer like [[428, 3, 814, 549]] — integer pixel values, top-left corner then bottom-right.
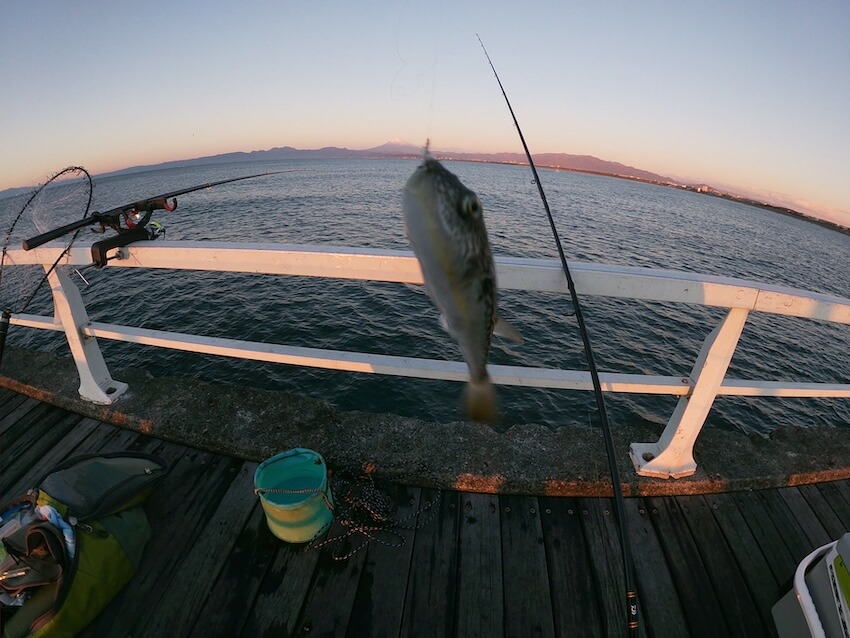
[[493, 316, 524, 344]]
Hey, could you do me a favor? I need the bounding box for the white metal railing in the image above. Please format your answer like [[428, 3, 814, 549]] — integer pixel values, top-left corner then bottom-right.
[[6, 240, 850, 479]]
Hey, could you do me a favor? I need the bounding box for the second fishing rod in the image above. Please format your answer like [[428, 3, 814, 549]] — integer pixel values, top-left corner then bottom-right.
[[478, 36, 640, 636]]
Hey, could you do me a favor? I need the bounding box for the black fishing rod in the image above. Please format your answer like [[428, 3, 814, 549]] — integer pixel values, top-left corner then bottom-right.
[[23, 171, 284, 266], [477, 36, 639, 636], [1, 169, 282, 369]]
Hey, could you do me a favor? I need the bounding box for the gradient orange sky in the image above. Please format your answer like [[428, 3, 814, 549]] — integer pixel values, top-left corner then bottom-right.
[[2, 2, 849, 227]]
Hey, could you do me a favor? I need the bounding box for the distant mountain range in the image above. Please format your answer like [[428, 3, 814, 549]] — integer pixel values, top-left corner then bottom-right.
[[0, 141, 681, 200], [2, 142, 846, 234], [97, 140, 676, 185], [104, 141, 849, 234]]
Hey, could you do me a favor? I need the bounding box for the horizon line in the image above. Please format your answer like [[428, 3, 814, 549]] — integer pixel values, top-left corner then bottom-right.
[[2, 142, 847, 234]]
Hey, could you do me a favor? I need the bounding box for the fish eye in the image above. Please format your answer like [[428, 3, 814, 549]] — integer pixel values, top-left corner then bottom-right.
[[461, 194, 481, 217]]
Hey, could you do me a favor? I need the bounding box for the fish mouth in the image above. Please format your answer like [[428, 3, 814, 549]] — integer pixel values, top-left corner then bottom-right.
[[410, 158, 470, 200], [409, 158, 442, 181]]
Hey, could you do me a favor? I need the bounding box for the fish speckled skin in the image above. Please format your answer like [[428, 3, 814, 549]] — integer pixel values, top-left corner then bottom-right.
[[403, 153, 518, 422]]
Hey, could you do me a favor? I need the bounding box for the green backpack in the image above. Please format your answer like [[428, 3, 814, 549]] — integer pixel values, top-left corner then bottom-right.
[[0, 452, 168, 638]]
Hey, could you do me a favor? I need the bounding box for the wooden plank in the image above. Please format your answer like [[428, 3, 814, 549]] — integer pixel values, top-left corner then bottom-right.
[[56, 427, 189, 638], [622, 498, 690, 638], [187, 503, 278, 638], [86, 436, 209, 636], [815, 480, 850, 531], [139, 461, 260, 636], [0, 391, 29, 422], [1, 406, 80, 490], [17, 392, 850, 638], [56, 419, 128, 457], [1, 402, 64, 456], [290, 478, 419, 637], [501, 494, 554, 638], [759, 490, 822, 563], [1, 402, 78, 454], [539, 497, 603, 638], [400, 489, 459, 638], [94, 425, 148, 454], [579, 497, 633, 637], [99, 449, 245, 637], [99, 428, 175, 464], [346, 484, 423, 638], [0, 410, 82, 495], [828, 479, 850, 516], [294, 534, 369, 636], [777, 487, 832, 548], [798, 483, 850, 540], [0, 396, 42, 435], [730, 490, 797, 586], [239, 537, 321, 636], [675, 495, 765, 637], [1, 418, 100, 499], [452, 491, 503, 637], [1, 399, 57, 444], [646, 496, 730, 637], [0, 386, 17, 406], [2, 417, 147, 505], [705, 492, 781, 634]]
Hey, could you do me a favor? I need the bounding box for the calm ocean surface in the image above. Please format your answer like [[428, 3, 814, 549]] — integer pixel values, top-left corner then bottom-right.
[[4, 159, 850, 435]]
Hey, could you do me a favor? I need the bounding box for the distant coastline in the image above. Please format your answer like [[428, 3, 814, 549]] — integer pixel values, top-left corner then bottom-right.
[[3, 141, 847, 236], [429, 151, 850, 237], [518, 161, 850, 238]]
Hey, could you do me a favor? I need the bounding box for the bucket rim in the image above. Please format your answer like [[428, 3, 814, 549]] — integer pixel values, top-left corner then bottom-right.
[[256, 447, 326, 470], [253, 448, 329, 501]]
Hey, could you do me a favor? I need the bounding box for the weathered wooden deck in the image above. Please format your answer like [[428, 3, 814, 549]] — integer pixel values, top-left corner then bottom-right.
[[2, 386, 848, 637]]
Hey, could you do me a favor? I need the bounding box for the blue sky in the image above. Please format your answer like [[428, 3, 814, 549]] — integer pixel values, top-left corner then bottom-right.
[[2, 1, 849, 226]]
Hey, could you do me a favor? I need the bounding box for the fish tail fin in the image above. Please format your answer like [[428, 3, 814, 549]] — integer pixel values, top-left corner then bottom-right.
[[464, 377, 499, 423]]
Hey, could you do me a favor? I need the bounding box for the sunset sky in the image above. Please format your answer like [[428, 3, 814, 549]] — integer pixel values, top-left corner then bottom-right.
[[2, 2, 849, 226]]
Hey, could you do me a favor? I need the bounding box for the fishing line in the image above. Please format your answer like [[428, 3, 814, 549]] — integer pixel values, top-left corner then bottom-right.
[[477, 35, 640, 636], [391, 0, 445, 143]]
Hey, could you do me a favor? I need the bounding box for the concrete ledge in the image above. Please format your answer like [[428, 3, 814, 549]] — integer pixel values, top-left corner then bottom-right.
[[3, 346, 849, 496]]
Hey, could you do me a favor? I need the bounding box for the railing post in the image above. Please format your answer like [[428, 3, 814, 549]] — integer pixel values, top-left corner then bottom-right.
[[629, 307, 750, 478], [47, 267, 128, 404]]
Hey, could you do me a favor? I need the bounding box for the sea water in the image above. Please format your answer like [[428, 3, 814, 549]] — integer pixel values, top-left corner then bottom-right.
[[3, 158, 849, 435]]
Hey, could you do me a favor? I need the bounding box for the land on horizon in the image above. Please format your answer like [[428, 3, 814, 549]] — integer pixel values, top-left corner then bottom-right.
[[1, 141, 846, 236]]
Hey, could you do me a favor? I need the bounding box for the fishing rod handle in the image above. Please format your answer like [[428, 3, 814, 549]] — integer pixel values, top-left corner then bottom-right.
[[22, 216, 96, 251]]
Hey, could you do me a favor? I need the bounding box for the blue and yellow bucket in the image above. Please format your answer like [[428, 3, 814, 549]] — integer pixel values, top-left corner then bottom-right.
[[253, 448, 334, 543]]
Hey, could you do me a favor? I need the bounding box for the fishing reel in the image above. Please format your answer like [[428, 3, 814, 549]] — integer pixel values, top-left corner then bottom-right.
[[147, 220, 165, 239], [88, 200, 172, 268], [90, 220, 166, 268]]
